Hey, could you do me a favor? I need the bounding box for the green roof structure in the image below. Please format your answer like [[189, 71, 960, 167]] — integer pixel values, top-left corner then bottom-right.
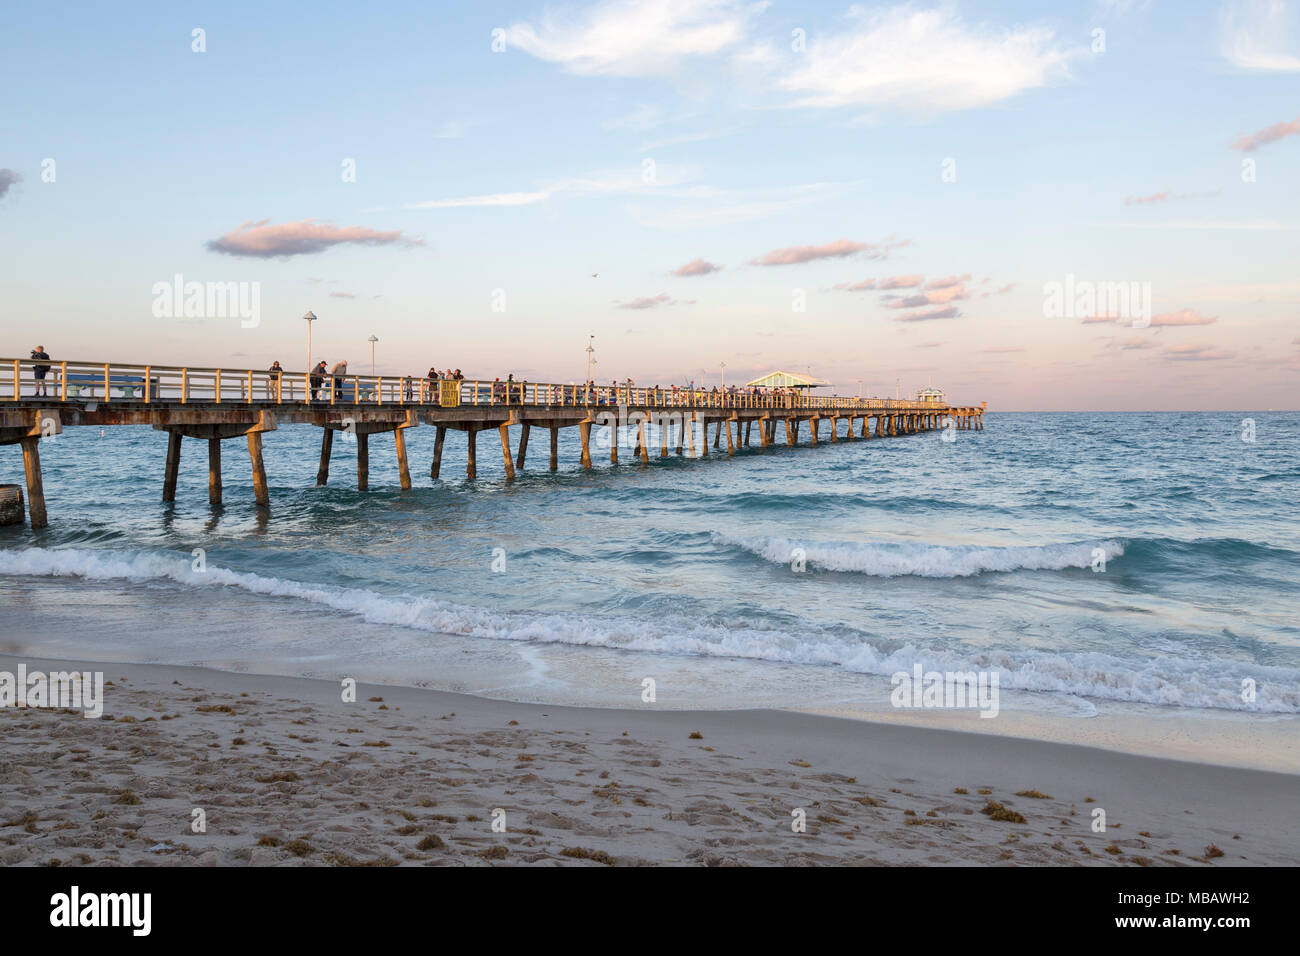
[[743, 370, 832, 389]]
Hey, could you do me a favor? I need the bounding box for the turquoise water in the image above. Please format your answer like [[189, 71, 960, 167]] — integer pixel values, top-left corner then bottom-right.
[[1, 412, 1297, 717]]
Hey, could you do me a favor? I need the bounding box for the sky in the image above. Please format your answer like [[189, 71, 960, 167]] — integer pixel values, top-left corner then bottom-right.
[[1, 0, 1297, 410]]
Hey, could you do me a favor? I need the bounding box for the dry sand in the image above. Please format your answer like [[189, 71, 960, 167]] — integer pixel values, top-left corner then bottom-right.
[[1, 653, 1295, 866]]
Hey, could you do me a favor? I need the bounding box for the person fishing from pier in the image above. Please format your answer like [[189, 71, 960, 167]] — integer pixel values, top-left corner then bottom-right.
[[330, 360, 348, 400], [309, 361, 327, 401], [30, 346, 51, 397]]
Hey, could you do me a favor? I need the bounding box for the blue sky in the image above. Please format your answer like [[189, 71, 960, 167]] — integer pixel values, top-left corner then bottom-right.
[[1, 0, 1297, 409]]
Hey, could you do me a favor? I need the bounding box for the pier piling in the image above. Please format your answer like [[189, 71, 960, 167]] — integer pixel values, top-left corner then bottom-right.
[[579, 420, 592, 469], [395, 427, 412, 491], [466, 426, 478, 480], [499, 424, 516, 480], [20, 437, 47, 529], [248, 432, 269, 505], [516, 423, 530, 470], [208, 438, 222, 506], [431, 425, 446, 480], [163, 431, 182, 502], [356, 432, 369, 491], [317, 428, 333, 486]]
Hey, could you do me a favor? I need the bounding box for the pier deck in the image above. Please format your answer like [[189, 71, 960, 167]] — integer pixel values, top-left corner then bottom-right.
[[1, 357, 986, 527]]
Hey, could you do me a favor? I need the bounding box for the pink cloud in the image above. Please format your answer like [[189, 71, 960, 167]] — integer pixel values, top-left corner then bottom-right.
[[1125, 191, 1177, 205], [878, 274, 925, 290], [1118, 337, 1159, 350], [883, 284, 969, 308], [751, 238, 869, 266], [981, 346, 1025, 353], [1151, 309, 1216, 326], [1162, 344, 1235, 361], [207, 219, 422, 258], [1081, 309, 1216, 328], [923, 273, 970, 290], [671, 257, 723, 277], [1231, 117, 1300, 152], [895, 305, 960, 322], [914, 341, 943, 348], [617, 293, 679, 310], [833, 279, 877, 291]]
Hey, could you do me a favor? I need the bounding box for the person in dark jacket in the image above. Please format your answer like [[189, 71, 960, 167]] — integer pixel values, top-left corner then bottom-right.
[[30, 346, 51, 397], [310, 361, 326, 401]]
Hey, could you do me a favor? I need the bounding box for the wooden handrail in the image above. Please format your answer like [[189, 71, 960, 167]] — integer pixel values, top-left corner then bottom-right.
[[0, 356, 974, 412]]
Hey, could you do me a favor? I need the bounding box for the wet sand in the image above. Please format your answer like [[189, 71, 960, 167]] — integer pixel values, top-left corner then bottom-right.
[[1, 653, 1295, 866]]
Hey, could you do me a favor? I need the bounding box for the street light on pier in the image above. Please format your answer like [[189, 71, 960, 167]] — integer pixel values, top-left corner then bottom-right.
[[368, 335, 379, 376], [303, 310, 318, 371], [585, 335, 595, 385]]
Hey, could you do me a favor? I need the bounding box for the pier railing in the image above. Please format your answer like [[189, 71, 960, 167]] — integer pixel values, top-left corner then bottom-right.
[[4, 357, 952, 412]]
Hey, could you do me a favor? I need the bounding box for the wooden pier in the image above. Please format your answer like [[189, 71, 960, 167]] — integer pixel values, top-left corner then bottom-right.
[[0, 357, 986, 528]]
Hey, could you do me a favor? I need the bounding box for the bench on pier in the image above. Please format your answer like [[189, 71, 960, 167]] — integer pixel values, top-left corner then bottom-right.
[[64, 374, 162, 399], [324, 384, 377, 403]]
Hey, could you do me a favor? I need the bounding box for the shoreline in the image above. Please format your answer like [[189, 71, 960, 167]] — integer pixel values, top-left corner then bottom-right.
[[2, 652, 1297, 866], [4, 576, 1297, 776]]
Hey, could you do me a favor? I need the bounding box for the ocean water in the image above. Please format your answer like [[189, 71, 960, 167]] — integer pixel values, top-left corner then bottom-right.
[[1, 412, 1298, 726]]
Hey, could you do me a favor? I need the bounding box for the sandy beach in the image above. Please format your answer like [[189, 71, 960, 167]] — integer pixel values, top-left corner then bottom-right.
[[2, 652, 1295, 867]]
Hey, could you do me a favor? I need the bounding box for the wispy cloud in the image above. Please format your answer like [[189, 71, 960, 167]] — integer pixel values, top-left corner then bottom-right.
[[1116, 337, 1160, 350], [671, 257, 723, 277], [0, 168, 20, 199], [883, 283, 969, 308], [406, 168, 690, 210], [752, 238, 869, 266], [1125, 190, 1188, 205], [1162, 343, 1236, 361], [1085, 309, 1217, 328], [894, 305, 961, 322], [506, 0, 759, 77], [1220, 0, 1300, 71], [1231, 116, 1300, 151], [833, 279, 877, 291], [774, 5, 1074, 114], [878, 274, 925, 290], [924, 273, 970, 290], [206, 219, 422, 258], [617, 293, 689, 310], [752, 236, 909, 267], [328, 291, 357, 299]]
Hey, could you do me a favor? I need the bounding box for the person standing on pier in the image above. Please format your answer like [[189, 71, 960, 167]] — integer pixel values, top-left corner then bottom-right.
[[330, 359, 348, 400], [267, 360, 282, 399], [310, 361, 326, 401], [30, 346, 51, 397]]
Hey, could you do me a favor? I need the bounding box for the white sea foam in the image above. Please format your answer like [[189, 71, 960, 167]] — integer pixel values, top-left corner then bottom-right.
[[713, 533, 1125, 577], [0, 546, 1296, 713]]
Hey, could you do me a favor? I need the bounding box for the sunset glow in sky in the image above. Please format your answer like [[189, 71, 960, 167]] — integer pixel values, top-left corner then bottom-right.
[[2, 0, 1298, 410]]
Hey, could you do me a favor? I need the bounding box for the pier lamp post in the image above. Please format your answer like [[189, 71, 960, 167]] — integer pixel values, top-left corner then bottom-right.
[[304, 311, 318, 372], [585, 335, 595, 385], [368, 335, 379, 376], [720, 362, 726, 390]]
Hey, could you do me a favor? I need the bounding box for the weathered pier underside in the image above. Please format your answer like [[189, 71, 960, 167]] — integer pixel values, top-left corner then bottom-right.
[[1, 357, 986, 528]]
